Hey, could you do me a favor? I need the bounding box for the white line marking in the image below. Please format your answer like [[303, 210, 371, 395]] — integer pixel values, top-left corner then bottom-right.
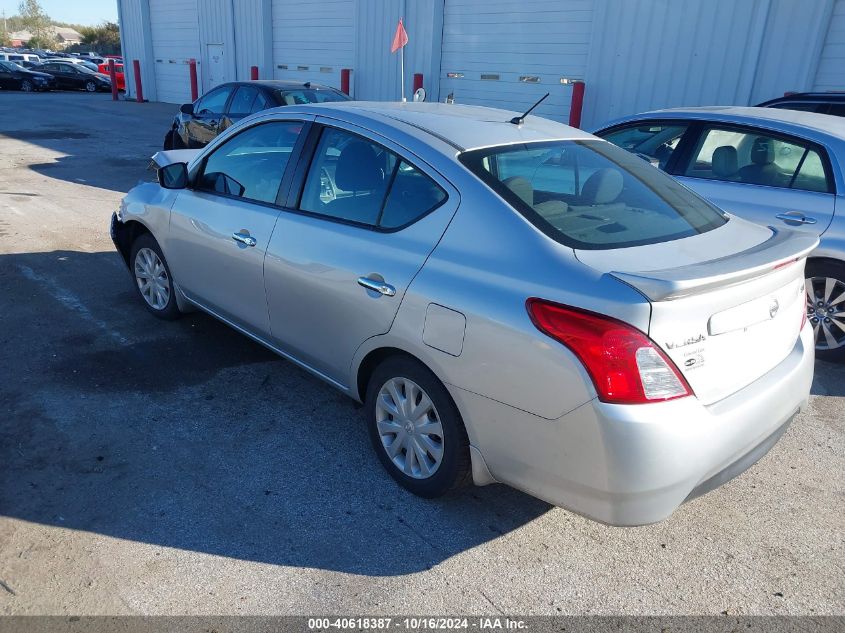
[[18, 264, 130, 346]]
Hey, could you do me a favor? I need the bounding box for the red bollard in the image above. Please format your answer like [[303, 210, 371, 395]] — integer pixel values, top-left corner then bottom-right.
[[108, 59, 118, 101], [412, 73, 423, 93], [568, 80, 585, 129], [340, 68, 351, 95], [250, 65, 259, 80], [189, 59, 198, 101], [132, 59, 144, 103]]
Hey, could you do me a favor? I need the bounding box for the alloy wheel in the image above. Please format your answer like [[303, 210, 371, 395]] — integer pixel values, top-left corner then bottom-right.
[[134, 247, 171, 310], [806, 276, 845, 351], [21, 80, 33, 92], [375, 377, 444, 479], [86, 81, 96, 92]]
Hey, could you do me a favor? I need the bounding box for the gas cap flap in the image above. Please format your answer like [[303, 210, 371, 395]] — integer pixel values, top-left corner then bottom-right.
[[423, 304, 466, 357]]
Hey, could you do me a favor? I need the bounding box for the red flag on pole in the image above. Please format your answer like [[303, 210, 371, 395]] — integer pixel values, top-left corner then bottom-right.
[[391, 18, 409, 53]]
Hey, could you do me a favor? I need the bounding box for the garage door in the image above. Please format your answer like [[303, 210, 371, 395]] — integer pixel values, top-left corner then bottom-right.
[[439, 0, 594, 122], [149, 0, 200, 103], [271, 0, 354, 90], [814, 0, 845, 91]]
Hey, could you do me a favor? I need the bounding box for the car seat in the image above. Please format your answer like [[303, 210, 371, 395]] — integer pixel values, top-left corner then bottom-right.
[[712, 145, 739, 180], [324, 141, 385, 224], [738, 136, 787, 187]]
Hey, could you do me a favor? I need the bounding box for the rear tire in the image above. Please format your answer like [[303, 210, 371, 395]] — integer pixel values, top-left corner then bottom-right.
[[129, 233, 182, 320], [805, 259, 845, 363], [365, 355, 471, 497]]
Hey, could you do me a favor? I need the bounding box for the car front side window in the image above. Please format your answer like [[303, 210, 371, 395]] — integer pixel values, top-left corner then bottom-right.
[[683, 126, 833, 193], [196, 121, 304, 204], [195, 87, 232, 116]]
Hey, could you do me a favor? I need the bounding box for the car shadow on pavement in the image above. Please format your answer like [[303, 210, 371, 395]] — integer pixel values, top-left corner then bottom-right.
[[811, 361, 845, 397], [0, 249, 551, 577]]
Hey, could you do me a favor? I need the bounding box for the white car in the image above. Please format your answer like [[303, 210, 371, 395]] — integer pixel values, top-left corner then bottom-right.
[[596, 107, 845, 361]]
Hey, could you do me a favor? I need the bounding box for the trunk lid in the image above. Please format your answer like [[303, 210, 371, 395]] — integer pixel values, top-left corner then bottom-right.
[[575, 220, 817, 404]]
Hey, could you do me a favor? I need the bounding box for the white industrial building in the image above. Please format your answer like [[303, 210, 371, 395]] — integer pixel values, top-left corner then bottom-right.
[[116, 0, 845, 128]]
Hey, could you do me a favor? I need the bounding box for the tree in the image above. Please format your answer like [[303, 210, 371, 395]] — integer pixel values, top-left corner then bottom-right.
[[18, 0, 54, 46], [0, 32, 11, 47], [78, 22, 121, 55]]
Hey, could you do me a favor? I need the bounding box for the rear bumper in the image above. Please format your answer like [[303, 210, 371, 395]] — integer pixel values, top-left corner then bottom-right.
[[455, 324, 815, 526]]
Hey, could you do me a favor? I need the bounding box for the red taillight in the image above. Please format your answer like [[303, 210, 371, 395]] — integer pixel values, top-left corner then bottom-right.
[[526, 298, 693, 405]]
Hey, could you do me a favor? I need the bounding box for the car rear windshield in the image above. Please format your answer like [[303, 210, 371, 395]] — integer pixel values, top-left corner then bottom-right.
[[460, 139, 728, 249], [275, 88, 350, 105]]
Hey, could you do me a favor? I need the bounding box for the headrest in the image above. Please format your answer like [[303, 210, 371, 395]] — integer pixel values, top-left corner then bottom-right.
[[712, 146, 738, 177], [335, 141, 383, 191], [581, 168, 623, 204], [750, 136, 775, 165], [502, 176, 533, 206]]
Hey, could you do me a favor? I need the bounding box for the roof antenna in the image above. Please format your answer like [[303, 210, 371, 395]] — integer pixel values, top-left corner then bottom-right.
[[509, 93, 550, 125]]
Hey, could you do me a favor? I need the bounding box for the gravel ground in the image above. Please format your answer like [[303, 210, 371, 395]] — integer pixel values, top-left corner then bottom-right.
[[0, 92, 843, 617]]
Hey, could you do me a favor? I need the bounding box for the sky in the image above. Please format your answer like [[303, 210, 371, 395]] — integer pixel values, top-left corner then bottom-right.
[[1, 0, 117, 27]]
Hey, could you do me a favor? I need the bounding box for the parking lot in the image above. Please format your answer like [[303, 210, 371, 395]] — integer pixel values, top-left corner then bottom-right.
[[0, 91, 843, 616]]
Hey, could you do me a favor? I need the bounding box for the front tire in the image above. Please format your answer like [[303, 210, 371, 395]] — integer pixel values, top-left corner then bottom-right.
[[129, 233, 181, 320], [20, 80, 33, 92], [85, 80, 97, 92], [365, 356, 471, 497]]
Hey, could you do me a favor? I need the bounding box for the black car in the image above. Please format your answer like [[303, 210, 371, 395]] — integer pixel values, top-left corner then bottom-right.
[[30, 61, 112, 92], [0, 61, 55, 92], [757, 92, 845, 117], [164, 80, 351, 149]]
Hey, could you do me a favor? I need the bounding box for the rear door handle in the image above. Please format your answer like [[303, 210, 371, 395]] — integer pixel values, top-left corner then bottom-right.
[[357, 276, 396, 296], [232, 232, 257, 247], [775, 211, 817, 225]]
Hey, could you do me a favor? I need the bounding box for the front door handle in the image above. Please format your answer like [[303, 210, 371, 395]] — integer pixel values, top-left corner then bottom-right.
[[357, 276, 396, 296], [232, 232, 257, 247], [775, 211, 817, 225]]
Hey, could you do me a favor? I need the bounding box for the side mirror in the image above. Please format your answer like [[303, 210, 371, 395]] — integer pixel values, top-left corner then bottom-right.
[[158, 162, 188, 189], [180, 102, 194, 115]]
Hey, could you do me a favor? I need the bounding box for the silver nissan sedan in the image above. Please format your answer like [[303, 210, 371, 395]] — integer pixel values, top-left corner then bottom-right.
[[111, 102, 816, 526]]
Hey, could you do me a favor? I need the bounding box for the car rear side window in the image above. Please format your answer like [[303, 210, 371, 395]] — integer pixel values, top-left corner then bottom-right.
[[380, 161, 447, 229], [460, 140, 727, 250], [228, 85, 259, 116], [197, 121, 303, 204], [251, 90, 270, 114], [683, 126, 833, 193], [298, 127, 446, 229], [277, 89, 350, 105]]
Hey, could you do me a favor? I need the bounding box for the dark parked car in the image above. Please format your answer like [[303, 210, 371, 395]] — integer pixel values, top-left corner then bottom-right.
[[757, 92, 845, 117], [163, 80, 351, 149], [0, 61, 55, 92], [31, 61, 112, 92]]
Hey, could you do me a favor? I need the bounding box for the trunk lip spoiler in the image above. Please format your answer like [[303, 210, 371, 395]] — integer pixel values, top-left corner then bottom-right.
[[610, 227, 819, 301]]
